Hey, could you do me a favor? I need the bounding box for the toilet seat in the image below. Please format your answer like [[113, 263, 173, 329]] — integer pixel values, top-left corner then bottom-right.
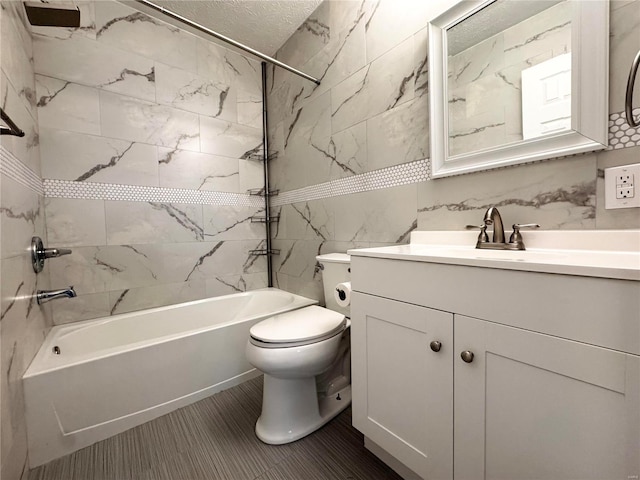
[[250, 306, 346, 348]]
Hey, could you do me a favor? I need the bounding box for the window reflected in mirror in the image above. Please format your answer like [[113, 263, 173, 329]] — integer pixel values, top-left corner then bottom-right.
[[447, 0, 572, 157]]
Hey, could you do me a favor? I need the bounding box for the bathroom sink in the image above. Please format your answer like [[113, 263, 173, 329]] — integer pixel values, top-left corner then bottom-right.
[[410, 245, 567, 262], [348, 230, 640, 280]]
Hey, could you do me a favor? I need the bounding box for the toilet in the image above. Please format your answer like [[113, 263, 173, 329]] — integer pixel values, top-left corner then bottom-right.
[[246, 253, 351, 445]]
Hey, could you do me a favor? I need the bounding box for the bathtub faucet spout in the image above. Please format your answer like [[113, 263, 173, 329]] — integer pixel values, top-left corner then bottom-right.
[[37, 286, 76, 305]]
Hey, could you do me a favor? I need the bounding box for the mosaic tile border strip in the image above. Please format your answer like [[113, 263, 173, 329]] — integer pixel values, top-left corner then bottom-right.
[[4, 110, 637, 207], [0, 146, 44, 195], [44, 179, 264, 207], [272, 159, 430, 206], [608, 108, 640, 150], [274, 109, 639, 206]]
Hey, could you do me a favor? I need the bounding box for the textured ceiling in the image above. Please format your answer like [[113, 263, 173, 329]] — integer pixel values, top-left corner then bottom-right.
[[448, 0, 563, 55], [149, 0, 324, 55]]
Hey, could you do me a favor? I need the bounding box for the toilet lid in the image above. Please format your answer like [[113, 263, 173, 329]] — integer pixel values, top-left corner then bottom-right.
[[250, 306, 346, 346]]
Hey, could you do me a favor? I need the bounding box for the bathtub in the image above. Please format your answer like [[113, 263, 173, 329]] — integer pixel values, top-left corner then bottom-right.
[[23, 288, 317, 467]]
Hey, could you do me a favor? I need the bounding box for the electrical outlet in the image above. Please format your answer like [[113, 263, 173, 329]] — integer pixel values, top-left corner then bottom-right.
[[605, 163, 640, 209], [617, 173, 634, 186], [616, 185, 634, 199]]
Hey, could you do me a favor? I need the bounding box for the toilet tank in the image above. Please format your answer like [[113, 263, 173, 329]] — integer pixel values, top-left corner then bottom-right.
[[316, 253, 351, 317]]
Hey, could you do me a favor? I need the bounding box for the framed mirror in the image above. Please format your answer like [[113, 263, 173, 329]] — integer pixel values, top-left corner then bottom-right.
[[428, 0, 609, 178]]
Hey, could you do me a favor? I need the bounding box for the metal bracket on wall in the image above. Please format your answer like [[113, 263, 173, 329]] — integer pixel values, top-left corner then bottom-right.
[[0, 108, 25, 137], [249, 249, 281, 256], [247, 188, 279, 197], [250, 215, 280, 223]]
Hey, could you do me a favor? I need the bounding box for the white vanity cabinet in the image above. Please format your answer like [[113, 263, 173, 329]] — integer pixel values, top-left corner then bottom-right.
[[351, 293, 454, 480], [454, 314, 639, 480], [350, 254, 640, 480]]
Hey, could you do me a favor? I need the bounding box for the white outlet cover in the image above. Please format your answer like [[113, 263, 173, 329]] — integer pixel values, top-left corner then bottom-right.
[[605, 163, 640, 209]]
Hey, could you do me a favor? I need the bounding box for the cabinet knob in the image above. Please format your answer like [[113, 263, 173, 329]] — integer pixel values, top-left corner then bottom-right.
[[461, 350, 474, 363], [430, 341, 442, 352]]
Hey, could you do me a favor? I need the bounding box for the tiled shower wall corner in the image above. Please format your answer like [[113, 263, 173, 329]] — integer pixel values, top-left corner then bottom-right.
[[266, 0, 640, 302], [33, 0, 269, 324], [1, 2, 51, 479]]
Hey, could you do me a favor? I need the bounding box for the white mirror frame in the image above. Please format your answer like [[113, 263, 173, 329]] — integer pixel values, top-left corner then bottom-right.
[[428, 0, 609, 178]]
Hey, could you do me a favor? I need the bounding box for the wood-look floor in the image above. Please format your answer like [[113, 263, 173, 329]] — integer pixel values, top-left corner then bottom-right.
[[29, 376, 402, 480]]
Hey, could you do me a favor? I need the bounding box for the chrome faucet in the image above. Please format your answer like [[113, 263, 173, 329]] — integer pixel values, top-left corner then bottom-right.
[[37, 286, 76, 305], [467, 207, 539, 250], [483, 206, 505, 243]]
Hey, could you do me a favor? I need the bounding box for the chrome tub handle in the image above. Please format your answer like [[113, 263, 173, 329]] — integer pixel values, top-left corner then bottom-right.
[[31, 236, 73, 273], [625, 49, 640, 128]]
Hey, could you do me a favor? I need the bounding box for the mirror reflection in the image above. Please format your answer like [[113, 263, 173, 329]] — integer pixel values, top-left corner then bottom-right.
[[447, 0, 572, 157]]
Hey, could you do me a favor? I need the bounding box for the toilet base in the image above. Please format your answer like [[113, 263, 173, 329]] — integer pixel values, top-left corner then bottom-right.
[[255, 375, 351, 445]]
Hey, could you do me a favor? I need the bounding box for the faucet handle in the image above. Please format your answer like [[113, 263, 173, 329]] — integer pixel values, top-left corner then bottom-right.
[[465, 224, 489, 243], [31, 236, 73, 273], [509, 223, 540, 247], [42, 247, 72, 258]]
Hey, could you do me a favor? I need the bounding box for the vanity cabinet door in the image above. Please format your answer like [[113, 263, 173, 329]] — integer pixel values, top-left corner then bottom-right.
[[454, 314, 640, 480], [351, 292, 453, 480]]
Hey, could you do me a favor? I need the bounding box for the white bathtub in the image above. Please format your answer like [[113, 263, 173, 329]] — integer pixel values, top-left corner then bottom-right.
[[23, 288, 317, 467]]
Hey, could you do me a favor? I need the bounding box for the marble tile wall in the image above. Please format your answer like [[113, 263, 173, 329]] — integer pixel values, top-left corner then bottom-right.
[[32, 0, 268, 324], [266, 0, 640, 304], [266, 0, 436, 299], [1, 2, 51, 479]]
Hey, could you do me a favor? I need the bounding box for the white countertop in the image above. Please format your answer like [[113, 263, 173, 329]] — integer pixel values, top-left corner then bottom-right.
[[348, 230, 640, 281]]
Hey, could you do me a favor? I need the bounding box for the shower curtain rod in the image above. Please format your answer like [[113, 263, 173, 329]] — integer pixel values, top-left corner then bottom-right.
[[132, 0, 321, 85]]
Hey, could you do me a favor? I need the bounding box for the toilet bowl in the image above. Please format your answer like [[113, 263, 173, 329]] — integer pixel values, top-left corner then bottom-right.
[[246, 253, 351, 445]]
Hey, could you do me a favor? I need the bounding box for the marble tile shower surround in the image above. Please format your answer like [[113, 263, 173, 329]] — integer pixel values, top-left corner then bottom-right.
[[1, 2, 51, 480], [0, 154, 51, 480], [29, 0, 270, 325], [447, 2, 571, 157], [266, 0, 640, 302]]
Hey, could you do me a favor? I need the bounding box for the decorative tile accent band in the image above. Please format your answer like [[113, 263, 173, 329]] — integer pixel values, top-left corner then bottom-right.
[[272, 159, 431, 206], [608, 108, 640, 150], [44, 179, 264, 207], [275, 109, 639, 206], [0, 147, 264, 207], [3, 110, 637, 207], [0, 146, 45, 195]]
